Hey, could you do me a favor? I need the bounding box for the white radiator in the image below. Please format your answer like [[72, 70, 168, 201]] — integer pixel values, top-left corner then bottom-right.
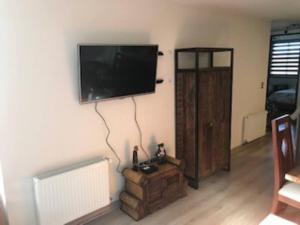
[[243, 111, 267, 143], [33, 157, 110, 225]]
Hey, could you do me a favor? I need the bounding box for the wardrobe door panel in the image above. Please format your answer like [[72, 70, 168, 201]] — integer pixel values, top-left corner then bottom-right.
[[218, 70, 232, 122], [216, 70, 231, 169], [176, 72, 197, 179], [198, 69, 231, 177], [198, 71, 218, 177], [220, 70, 232, 169]]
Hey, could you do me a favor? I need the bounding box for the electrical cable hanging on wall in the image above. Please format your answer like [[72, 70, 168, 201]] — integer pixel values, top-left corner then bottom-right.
[[95, 102, 122, 173], [131, 96, 150, 160]]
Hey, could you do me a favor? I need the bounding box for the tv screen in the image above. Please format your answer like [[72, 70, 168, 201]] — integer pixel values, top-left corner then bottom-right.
[[79, 45, 158, 103]]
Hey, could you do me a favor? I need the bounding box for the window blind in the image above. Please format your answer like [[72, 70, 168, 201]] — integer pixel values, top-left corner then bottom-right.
[[270, 41, 300, 76]]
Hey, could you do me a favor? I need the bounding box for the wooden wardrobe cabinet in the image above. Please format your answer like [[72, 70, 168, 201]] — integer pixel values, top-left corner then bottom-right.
[[175, 48, 233, 189]]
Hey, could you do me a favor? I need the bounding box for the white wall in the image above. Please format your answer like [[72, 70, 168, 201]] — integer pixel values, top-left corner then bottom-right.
[[0, 0, 270, 224]]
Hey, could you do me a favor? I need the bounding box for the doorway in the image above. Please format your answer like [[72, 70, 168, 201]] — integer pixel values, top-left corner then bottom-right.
[[266, 33, 300, 130]]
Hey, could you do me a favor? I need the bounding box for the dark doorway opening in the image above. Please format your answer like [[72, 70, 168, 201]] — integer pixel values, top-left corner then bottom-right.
[[266, 34, 300, 130]]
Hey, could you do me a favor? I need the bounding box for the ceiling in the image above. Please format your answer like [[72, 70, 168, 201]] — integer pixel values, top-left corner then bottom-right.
[[172, 0, 300, 21]]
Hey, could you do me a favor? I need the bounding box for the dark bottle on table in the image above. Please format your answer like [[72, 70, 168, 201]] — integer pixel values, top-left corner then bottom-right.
[[132, 145, 139, 171]]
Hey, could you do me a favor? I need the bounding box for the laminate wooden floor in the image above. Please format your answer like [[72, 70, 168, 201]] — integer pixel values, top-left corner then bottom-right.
[[88, 135, 300, 225]]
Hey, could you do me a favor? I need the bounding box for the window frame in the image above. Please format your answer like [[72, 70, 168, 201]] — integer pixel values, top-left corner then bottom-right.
[[265, 34, 300, 111]]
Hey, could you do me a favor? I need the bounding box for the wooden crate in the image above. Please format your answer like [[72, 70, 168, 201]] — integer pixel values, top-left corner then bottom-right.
[[120, 156, 187, 220]]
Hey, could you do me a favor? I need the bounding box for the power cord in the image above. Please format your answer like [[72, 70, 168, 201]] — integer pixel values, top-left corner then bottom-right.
[[131, 96, 150, 160], [95, 102, 122, 173]]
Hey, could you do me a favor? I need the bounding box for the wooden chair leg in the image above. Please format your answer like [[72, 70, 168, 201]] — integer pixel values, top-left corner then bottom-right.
[[271, 198, 287, 214]]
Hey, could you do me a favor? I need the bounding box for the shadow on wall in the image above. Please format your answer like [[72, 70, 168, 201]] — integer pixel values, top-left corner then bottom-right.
[[63, 31, 152, 102], [148, 135, 158, 158], [0, 162, 8, 225], [124, 140, 131, 168], [123, 135, 168, 165], [0, 198, 8, 225], [147, 135, 173, 157]]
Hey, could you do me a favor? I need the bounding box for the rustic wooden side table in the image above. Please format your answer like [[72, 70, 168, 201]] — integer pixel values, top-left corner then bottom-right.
[[120, 156, 187, 220]]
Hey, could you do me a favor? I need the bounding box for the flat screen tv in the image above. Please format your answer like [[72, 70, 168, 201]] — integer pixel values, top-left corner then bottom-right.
[[78, 44, 158, 103]]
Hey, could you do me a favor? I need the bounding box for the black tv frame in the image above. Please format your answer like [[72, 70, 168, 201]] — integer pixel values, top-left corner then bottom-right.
[[78, 44, 159, 104]]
